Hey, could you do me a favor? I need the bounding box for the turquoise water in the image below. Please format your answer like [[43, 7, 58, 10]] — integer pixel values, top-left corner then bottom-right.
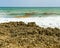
[[0, 7, 60, 18]]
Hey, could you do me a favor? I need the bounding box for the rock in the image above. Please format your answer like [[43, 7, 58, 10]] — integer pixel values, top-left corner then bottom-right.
[[27, 22, 36, 26], [0, 22, 60, 48]]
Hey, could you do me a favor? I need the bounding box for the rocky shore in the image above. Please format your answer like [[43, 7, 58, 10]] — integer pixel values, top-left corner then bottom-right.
[[0, 22, 60, 48]]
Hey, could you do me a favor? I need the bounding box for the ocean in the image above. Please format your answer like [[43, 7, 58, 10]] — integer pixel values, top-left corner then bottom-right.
[[0, 7, 60, 18]]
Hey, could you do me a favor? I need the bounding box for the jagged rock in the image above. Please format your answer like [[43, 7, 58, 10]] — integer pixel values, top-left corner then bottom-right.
[[0, 22, 60, 48]]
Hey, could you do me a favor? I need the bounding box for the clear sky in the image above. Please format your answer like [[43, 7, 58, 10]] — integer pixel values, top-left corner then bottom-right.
[[0, 0, 60, 7]]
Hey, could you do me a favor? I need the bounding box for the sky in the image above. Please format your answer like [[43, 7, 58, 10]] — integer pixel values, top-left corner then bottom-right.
[[0, 0, 60, 7]]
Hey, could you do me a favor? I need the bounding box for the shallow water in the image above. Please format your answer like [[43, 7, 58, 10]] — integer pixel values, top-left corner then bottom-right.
[[0, 7, 60, 18]]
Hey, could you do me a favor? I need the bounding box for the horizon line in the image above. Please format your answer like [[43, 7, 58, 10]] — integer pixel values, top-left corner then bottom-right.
[[0, 6, 60, 7]]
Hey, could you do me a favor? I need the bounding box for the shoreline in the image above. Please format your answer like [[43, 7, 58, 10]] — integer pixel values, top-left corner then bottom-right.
[[0, 16, 60, 28]]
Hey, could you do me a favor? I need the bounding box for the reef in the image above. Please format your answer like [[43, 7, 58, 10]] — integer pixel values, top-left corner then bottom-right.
[[0, 22, 60, 48]]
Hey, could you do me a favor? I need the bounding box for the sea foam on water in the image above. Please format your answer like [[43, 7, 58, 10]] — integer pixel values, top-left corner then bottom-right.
[[0, 15, 60, 28]]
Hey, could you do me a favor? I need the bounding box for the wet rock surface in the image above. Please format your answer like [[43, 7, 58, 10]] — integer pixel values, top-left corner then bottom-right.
[[0, 22, 60, 48]]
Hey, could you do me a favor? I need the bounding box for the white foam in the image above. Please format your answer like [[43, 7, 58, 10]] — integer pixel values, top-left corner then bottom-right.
[[0, 15, 60, 28]]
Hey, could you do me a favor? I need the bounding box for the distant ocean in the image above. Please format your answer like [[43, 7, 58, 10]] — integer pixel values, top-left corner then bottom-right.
[[0, 7, 60, 18]]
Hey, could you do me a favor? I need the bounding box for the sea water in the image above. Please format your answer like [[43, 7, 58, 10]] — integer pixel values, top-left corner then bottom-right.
[[0, 7, 60, 18]]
